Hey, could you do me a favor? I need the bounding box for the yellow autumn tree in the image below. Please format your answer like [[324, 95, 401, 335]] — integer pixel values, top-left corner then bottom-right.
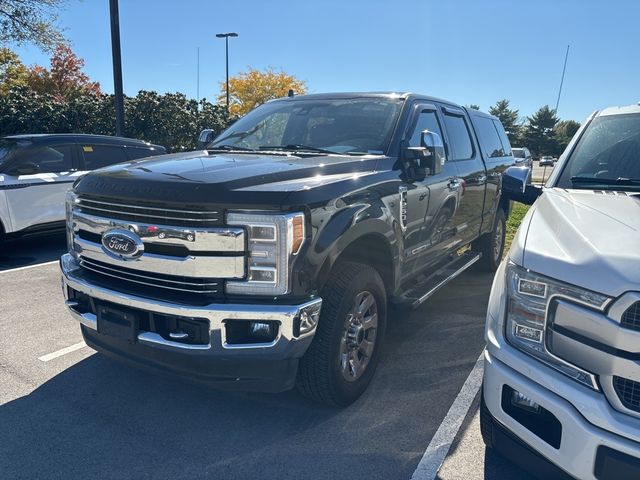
[[219, 67, 307, 117]]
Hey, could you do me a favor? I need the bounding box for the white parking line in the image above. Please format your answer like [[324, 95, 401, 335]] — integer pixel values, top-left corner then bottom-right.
[[0, 260, 58, 274], [38, 341, 87, 362], [411, 352, 484, 480]]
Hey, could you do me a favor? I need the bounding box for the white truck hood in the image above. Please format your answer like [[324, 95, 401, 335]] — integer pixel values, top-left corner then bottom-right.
[[510, 188, 640, 297]]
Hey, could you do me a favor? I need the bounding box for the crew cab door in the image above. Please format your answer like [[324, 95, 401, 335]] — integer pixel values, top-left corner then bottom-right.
[[1, 142, 80, 233], [400, 103, 459, 276], [468, 115, 515, 236], [439, 106, 487, 246]]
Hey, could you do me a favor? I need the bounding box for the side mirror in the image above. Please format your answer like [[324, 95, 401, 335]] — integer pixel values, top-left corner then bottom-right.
[[196, 129, 216, 149], [402, 130, 446, 181], [8, 162, 39, 176], [503, 166, 541, 205]]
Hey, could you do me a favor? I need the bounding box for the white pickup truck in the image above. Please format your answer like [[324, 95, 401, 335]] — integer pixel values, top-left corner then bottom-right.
[[482, 104, 640, 479]]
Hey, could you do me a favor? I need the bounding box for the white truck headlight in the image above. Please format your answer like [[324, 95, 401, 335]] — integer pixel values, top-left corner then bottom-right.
[[226, 211, 305, 295], [505, 263, 610, 389], [65, 190, 79, 258]]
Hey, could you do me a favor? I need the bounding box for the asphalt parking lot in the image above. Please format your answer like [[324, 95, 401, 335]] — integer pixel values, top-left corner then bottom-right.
[[1, 241, 535, 480]]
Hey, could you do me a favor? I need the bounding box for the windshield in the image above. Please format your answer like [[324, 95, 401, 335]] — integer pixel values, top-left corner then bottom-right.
[[209, 97, 403, 155], [557, 113, 640, 189], [513, 149, 525, 158]]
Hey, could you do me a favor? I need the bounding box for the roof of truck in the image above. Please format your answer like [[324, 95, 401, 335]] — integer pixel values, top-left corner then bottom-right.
[[598, 103, 640, 117]]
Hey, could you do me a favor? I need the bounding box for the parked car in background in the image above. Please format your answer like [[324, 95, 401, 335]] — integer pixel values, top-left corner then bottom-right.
[[60, 92, 522, 406], [0, 134, 165, 241], [482, 103, 640, 479], [539, 155, 555, 166], [512, 147, 532, 168]]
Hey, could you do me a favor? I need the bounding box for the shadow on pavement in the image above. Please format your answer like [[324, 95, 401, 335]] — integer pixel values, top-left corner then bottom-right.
[[0, 232, 66, 271], [0, 272, 494, 480]]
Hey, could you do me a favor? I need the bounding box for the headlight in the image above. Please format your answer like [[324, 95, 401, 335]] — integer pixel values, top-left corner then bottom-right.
[[65, 190, 78, 258], [226, 211, 305, 295], [505, 263, 610, 389]]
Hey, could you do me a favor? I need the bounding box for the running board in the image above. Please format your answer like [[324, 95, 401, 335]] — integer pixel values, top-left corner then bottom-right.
[[392, 251, 482, 309]]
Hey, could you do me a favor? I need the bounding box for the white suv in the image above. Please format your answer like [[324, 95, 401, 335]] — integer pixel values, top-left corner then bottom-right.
[[482, 104, 640, 479], [0, 134, 164, 241]]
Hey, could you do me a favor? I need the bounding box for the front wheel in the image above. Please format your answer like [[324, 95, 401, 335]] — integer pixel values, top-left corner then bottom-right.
[[474, 208, 506, 272], [296, 261, 387, 406]]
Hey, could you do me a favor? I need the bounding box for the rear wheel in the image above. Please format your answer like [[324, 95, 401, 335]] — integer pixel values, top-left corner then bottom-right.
[[474, 208, 506, 272], [297, 261, 387, 406]]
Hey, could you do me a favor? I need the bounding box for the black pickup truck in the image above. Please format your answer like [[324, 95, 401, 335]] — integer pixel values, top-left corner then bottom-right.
[[60, 92, 527, 405]]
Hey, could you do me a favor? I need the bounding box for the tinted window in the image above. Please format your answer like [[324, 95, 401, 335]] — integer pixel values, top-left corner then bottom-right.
[[18, 144, 74, 173], [473, 116, 505, 158], [513, 149, 525, 158], [408, 109, 444, 147], [443, 113, 473, 160], [81, 144, 128, 170], [493, 120, 512, 156], [126, 147, 156, 161]]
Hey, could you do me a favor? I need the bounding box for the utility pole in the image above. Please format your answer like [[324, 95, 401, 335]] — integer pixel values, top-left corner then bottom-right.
[[555, 45, 570, 113], [109, 0, 125, 136], [215, 32, 238, 112]]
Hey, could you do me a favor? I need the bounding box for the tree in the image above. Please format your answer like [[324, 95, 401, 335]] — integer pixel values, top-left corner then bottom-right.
[[522, 105, 560, 156], [0, 0, 67, 51], [554, 119, 581, 153], [0, 47, 28, 94], [466, 104, 480, 110], [489, 99, 521, 145], [27, 44, 101, 100], [219, 67, 307, 117]]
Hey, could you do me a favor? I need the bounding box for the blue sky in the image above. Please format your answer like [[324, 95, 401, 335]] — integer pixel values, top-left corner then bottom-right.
[[12, 0, 639, 122]]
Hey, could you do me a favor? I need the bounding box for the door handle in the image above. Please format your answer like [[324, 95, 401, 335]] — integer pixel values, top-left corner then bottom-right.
[[475, 174, 487, 184], [448, 179, 461, 191]]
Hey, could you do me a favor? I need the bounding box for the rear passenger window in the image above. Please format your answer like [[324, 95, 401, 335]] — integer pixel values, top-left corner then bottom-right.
[[125, 147, 156, 161], [443, 114, 473, 160], [408, 109, 444, 148], [473, 116, 505, 158], [493, 120, 513, 156], [81, 145, 128, 170]]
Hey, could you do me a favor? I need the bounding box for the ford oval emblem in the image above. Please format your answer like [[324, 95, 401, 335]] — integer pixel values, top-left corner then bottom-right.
[[101, 228, 144, 260]]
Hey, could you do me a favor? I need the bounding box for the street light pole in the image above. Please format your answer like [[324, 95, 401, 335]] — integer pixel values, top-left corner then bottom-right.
[[109, 0, 125, 137], [215, 32, 238, 112]]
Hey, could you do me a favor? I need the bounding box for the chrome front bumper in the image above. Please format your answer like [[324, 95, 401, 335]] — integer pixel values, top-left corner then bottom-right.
[[60, 254, 322, 354]]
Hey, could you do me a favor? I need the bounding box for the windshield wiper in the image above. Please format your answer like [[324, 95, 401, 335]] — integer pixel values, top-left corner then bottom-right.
[[570, 176, 640, 186], [208, 144, 256, 152], [259, 144, 337, 155]]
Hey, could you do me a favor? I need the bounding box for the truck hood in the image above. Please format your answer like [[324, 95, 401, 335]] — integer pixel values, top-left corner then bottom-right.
[[512, 188, 640, 297], [74, 150, 383, 208]]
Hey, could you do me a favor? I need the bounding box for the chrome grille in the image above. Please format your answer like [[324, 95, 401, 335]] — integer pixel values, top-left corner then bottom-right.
[[79, 256, 222, 294], [77, 195, 222, 227], [621, 302, 640, 332], [613, 376, 640, 413]]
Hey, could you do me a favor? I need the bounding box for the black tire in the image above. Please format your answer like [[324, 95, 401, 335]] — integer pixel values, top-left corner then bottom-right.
[[474, 208, 506, 272], [296, 261, 387, 406]]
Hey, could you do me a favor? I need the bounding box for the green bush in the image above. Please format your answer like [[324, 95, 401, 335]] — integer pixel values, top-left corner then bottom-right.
[[0, 87, 229, 152]]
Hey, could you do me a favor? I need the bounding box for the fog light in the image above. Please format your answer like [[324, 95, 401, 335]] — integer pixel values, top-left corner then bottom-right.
[[511, 390, 541, 413], [249, 321, 273, 338]]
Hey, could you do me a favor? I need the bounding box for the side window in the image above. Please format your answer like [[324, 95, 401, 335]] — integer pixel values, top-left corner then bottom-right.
[[125, 147, 156, 161], [443, 113, 474, 160], [407, 109, 444, 147], [81, 145, 128, 170], [473, 116, 505, 158], [493, 120, 513, 156], [27, 144, 74, 173]]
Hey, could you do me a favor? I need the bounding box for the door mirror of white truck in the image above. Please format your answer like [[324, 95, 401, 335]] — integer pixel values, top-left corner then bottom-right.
[[503, 166, 541, 205], [196, 129, 216, 149], [402, 130, 445, 181]]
